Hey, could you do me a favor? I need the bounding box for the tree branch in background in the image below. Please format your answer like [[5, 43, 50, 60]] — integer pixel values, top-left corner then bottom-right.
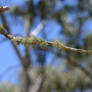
[[66, 56, 92, 80]]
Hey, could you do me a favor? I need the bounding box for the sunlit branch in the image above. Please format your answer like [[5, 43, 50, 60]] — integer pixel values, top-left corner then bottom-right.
[[0, 24, 92, 55]]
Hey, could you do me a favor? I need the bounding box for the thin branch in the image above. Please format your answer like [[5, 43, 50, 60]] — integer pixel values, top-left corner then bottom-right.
[[24, 13, 32, 67], [0, 26, 92, 55]]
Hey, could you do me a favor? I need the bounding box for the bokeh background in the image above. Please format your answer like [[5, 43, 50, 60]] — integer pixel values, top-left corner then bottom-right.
[[0, 0, 92, 92]]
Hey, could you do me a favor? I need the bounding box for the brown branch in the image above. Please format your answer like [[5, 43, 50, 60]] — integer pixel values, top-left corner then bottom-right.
[[0, 26, 92, 55], [24, 14, 32, 67]]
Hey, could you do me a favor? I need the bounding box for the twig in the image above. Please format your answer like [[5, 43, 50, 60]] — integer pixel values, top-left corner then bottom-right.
[[0, 25, 92, 55]]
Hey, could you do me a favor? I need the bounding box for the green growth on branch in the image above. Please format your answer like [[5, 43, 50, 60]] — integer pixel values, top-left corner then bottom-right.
[[0, 24, 92, 55]]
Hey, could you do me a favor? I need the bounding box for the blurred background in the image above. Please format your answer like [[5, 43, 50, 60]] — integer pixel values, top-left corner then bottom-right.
[[0, 0, 92, 92]]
